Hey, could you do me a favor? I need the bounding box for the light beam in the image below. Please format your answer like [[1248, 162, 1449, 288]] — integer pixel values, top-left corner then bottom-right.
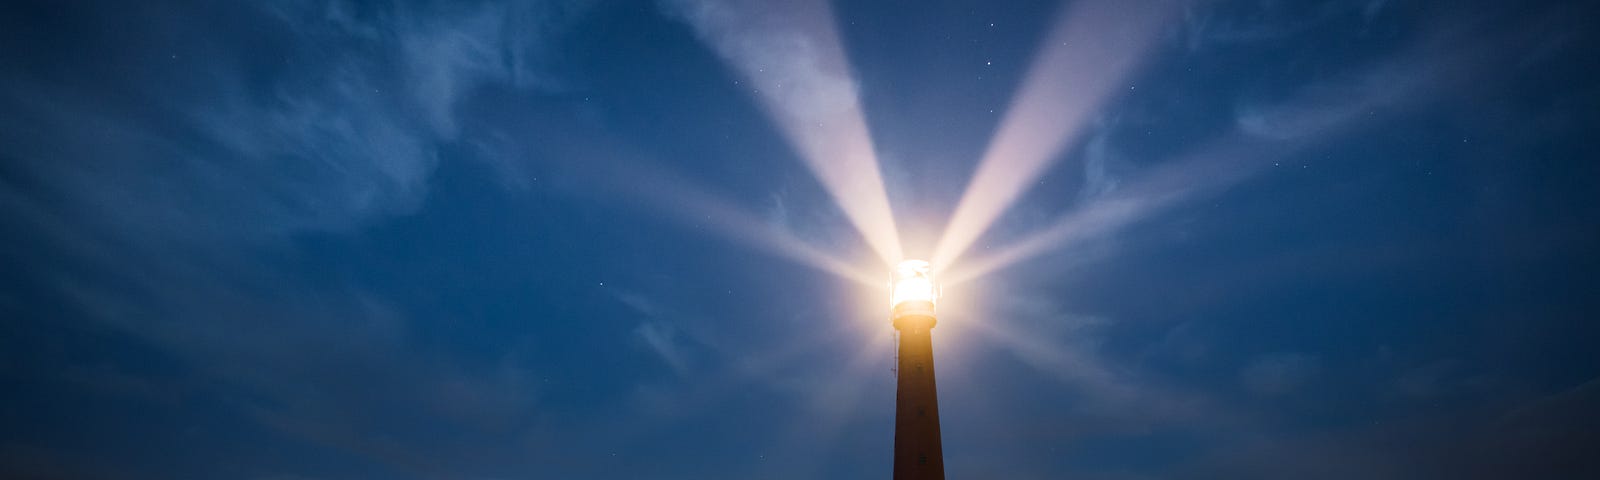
[[932, 0, 1176, 272], [941, 32, 1472, 286], [671, 0, 904, 267], [555, 132, 883, 287], [611, 161, 882, 287], [941, 137, 1279, 286]]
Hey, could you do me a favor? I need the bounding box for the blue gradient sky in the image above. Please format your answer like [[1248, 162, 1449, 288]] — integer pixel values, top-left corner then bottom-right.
[[2, 1, 1598, 479]]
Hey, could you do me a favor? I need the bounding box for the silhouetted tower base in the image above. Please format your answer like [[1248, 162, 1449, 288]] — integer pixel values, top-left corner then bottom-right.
[[892, 304, 945, 479]]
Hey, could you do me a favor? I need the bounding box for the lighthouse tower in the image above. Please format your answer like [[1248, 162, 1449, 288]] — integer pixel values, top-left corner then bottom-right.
[[889, 260, 945, 480]]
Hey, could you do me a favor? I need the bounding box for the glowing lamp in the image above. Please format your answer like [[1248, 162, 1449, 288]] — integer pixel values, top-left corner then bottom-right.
[[891, 259, 938, 321]]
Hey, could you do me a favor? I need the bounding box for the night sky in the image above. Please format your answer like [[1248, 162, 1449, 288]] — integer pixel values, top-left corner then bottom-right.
[[3, 0, 1599, 479]]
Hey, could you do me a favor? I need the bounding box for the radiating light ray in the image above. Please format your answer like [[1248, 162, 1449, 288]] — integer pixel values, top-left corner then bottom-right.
[[941, 137, 1281, 286], [608, 162, 882, 287], [954, 303, 1227, 433], [941, 29, 1479, 286], [670, 0, 903, 267], [959, 312, 1132, 399], [932, 0, 1177, 272], [554, 128, 882, 286]]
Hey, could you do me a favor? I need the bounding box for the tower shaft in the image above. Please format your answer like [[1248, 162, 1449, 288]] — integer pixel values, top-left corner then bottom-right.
[[892, 315, 945, 480]]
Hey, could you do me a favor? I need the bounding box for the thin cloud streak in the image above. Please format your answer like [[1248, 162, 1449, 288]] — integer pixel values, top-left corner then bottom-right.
[[665, 0, 903, 267], [0, 3, 585, 476], [932, 0, 1177, 272]]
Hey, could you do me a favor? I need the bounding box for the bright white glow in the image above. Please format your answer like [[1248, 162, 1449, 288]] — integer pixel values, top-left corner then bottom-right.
[[932, 0, 1175, 272], [891, 259, 938, 309], [671, 0, 903, 268]]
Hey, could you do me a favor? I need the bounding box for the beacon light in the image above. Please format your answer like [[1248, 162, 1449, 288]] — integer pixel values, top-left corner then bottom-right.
[[891, 259, 938, 321]]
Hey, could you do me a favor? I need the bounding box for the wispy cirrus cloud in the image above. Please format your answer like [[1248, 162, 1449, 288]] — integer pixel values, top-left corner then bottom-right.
[[1181, 0, 1396, 52], [1239, 352, 1320, 396], [3, 0, 588, 242], [0, 1, 591, 477]]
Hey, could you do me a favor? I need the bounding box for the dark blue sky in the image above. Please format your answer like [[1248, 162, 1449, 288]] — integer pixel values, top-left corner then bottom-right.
[[3, 0, 1598, 478]]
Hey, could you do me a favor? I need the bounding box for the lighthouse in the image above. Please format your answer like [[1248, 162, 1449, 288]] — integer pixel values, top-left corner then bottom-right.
[[889, 259, 945, 480]]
